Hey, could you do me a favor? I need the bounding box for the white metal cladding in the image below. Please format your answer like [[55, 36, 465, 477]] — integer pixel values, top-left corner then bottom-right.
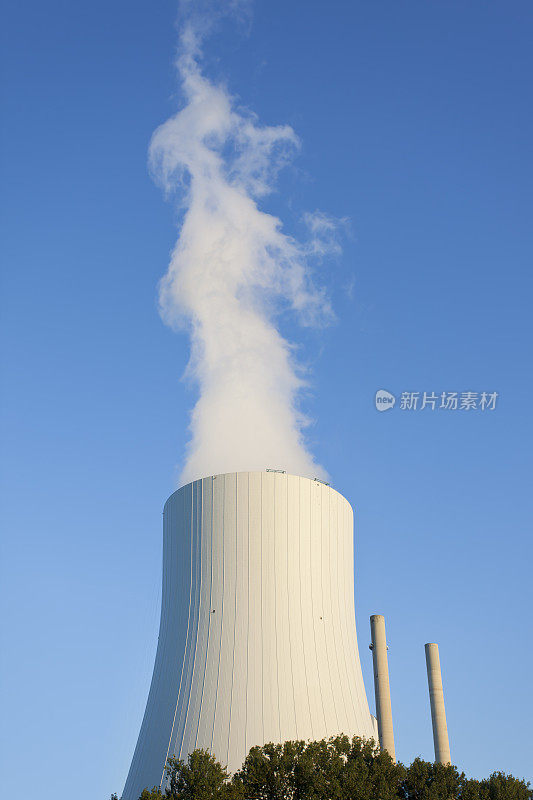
[[122, 472, 378, 800]]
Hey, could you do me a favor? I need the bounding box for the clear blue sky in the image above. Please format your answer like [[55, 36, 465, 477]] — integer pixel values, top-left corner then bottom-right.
[[1, 1, 532, 797]]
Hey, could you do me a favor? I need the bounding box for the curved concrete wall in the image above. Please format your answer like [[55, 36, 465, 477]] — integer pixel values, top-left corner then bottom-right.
[[123, 472, 377, 800]]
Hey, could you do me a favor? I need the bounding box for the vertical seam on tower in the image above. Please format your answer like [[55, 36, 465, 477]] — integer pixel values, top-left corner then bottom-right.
[[345, 503, 364, 729], [320, 485, 339, 733], [328, 490, 346, 732], [287, 476, 297, 738], [226, 474, 238, 767], [210, 476, 225, 753], [245, 473, 249, 755], [180, 482, 202, 759], [298, 478, 313, 738], [351, 505, 367, 730], [274, 476, 281, 741], [153, 496, 173, 789], [165, 488, 194, 780], [194, 479, 214, 749], [260, 472, 264, 743], [310, 482, 327, 733], [336, 498, 357, 729], [348, 506, 370, 730], [320, 486, 339, 730]]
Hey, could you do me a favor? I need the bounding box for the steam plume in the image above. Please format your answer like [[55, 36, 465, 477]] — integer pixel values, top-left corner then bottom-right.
[[150, 19, 336, 485]]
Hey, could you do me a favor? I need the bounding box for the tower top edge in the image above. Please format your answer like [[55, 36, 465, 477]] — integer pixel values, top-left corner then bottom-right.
[[164, 471, 352, 509]]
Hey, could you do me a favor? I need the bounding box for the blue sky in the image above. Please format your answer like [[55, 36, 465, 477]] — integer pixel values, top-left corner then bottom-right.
[[1, 1, 532, 797]]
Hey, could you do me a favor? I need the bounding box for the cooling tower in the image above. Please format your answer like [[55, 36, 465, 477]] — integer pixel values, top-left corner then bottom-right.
[[123, 471, 378, 800]]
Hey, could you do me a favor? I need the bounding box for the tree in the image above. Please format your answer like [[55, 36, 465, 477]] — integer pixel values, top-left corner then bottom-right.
[[123, 739, 531, 800], [233, 740, 307, 800], [480, 772, 532, 800], [164, 749, 237, 800], [399, 761, 532, 800], [234, 735, 404, 800], [400, 757, 467, 800]]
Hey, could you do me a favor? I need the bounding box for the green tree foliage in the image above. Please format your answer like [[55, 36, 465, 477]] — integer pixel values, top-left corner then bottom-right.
[[138, 790, 165, 800], [233, 735, 404, 800], [120, 737, 531, 800], [400, 757, 466, 800], [165, 749, 237, 800], [480, 772, 533, 800]]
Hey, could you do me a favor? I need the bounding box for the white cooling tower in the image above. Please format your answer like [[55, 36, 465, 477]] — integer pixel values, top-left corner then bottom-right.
[[123, 471, 377, 800]]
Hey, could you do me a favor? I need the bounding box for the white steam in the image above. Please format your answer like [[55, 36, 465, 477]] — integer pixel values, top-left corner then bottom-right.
[[150, 23, 336, 485]]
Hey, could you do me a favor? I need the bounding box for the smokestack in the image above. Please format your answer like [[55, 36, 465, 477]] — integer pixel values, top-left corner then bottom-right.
[[425, 643, 451, 764], [370, 614, 396, 761]]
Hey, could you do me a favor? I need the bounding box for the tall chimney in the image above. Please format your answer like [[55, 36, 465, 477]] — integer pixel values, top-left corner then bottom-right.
[[370, 614, 396, 761], [425, 643, 451, 764]]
